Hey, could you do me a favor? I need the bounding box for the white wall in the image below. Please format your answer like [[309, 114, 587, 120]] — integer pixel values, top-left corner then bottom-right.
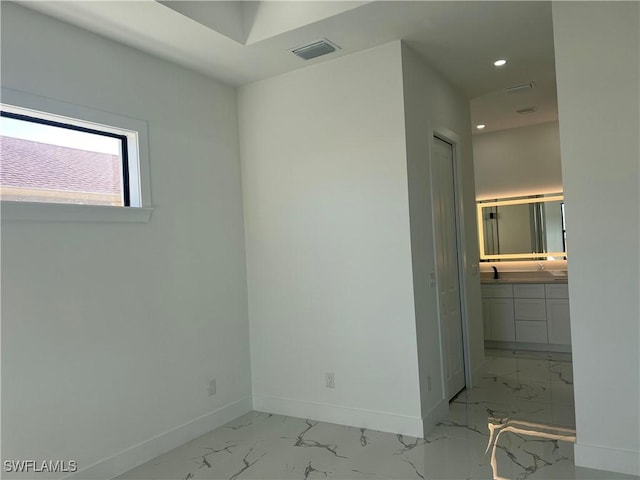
[[473, 121, 562, 200], [553, 2, 639, 476], [400, 44, 484, 426], [1, 4, 251, 478], [238, 42, 425, 436]]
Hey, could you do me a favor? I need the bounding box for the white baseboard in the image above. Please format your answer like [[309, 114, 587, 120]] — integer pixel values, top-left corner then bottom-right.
[[64, 396, 253, 480], [253, 394, 424, 438], [485, 340, 571, 353], [574, 442, 640, 477], [421, 398, 449, 435]]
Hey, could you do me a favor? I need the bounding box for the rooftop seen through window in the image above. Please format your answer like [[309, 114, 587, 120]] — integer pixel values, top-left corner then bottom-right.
[[1, 109, 130, 206]]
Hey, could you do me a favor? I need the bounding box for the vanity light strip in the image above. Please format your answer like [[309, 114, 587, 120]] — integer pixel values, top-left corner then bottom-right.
[[478, 195, 564, 208], [479, 252, 567, 261]]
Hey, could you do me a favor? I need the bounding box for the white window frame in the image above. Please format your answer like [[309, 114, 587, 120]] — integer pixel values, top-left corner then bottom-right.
[[1, 87, 153, 223]]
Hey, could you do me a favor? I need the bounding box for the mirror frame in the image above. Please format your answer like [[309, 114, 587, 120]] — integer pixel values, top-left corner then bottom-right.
[[477, 194, 565, 261]]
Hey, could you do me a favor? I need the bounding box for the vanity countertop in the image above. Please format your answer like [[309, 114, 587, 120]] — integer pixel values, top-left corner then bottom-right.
[[480, 271, 568, 284]]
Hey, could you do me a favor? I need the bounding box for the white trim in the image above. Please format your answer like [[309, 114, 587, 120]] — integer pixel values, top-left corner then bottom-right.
[[1, 201, 153, 223], [63, 396, 253, 480], [1, 87, 153, 215], [574, 442, 640, 477], [252, 394, 424, 438], [421, 398, 449, 435]]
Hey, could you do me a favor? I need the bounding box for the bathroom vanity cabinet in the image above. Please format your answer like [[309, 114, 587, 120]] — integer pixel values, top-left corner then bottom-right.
[[481, 281, 571, 351], [482, 284, 515, 342]]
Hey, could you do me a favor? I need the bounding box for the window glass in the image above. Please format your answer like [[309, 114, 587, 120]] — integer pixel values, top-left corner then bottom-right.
[[1, 110, 129, 206]]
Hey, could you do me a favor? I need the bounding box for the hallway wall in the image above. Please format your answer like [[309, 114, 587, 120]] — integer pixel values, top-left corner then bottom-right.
[[553, 2, 639, 475], [401, 43, 484, 429], [239, 42, 424, 436]]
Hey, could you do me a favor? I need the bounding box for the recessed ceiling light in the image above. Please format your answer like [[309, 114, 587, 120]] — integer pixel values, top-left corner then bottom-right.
[[477, 124, 486, 130], [494, 59, 507, 67]]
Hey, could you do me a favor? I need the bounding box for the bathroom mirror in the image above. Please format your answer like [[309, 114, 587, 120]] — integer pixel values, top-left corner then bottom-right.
[[477, 194, 566, 261]]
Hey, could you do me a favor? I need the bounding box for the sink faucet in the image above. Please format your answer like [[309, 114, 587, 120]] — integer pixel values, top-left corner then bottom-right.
[[492, 266, 499, 280]]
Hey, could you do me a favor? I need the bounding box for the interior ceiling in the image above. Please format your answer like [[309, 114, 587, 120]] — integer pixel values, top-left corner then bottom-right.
[[19, 0, 558, 135]]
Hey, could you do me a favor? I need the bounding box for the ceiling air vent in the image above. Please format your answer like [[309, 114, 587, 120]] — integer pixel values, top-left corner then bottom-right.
[[516, 106, 538, 114], [506, 82, 535, 93], [292, 39, 340, 61]]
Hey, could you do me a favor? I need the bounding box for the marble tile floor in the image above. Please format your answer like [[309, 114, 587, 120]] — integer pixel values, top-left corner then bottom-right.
[[117, 352, 637, 480]]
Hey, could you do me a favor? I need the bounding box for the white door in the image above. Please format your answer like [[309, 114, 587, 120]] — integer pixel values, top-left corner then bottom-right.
[[431, 136, 465, 400]]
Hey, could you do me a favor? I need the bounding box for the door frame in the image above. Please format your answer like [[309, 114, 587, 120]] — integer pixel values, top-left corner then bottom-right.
[[429, 128, 473, 394]]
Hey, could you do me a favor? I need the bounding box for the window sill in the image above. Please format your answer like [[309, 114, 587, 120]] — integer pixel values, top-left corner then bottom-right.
[[1, 201, 154, 223]]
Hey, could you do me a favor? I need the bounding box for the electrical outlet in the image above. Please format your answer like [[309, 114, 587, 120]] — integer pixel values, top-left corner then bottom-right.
[[427, 375, 432, 392], [208, 379, 216, 396], [325, 372, 335, 389]]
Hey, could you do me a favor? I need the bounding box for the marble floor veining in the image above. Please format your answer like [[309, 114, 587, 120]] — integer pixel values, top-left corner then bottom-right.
[[117, 351, 636, 480]]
